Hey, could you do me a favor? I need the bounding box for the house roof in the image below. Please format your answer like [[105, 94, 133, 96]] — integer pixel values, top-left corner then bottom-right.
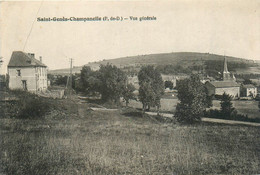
[[8, 51, 47, 67], [243, 84, 256, 88], [207, 81, 240, 88]]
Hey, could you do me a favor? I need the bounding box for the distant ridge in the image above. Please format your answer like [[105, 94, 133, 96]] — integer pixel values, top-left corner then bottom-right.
[[48, 52, 256, 75]]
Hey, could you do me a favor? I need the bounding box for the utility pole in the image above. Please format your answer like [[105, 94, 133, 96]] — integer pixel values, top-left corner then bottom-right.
[[66, 58, 73, 98], [69, 58, 73, 97]]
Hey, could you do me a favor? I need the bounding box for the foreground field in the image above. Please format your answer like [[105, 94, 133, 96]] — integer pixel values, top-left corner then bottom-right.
[[0, 100, 259, 174]]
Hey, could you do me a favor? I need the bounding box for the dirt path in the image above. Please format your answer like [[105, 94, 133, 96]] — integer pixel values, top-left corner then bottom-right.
[[90, 107, 118, 111], [201, 118, 260, 127], [146, 112, 260, 127]]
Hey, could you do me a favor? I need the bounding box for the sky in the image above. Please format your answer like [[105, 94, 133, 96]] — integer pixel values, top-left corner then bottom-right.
[[0, 0, 259, 74]]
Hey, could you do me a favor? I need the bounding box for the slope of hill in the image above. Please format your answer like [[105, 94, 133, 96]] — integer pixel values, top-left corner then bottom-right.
[[91, 52, 253, 66], [48, 52, 256, 75]]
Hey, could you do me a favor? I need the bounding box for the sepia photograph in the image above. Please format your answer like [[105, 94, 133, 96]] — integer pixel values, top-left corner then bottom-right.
[[0, 0, 260, 174]]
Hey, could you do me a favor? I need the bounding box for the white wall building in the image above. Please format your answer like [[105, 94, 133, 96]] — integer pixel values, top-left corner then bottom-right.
[[243, 84, 257, 98], [7, 51, 48, 92], [205, 81, 240, 98]]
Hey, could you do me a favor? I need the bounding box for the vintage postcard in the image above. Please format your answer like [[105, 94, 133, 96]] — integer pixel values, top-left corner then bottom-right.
[[0, 1, 259, 174]]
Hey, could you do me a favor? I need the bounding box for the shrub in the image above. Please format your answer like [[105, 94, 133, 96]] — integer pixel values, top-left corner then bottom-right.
[[205, 109, 260, 123], [220, 93, 235, 118], [8, 90, 50, 119]]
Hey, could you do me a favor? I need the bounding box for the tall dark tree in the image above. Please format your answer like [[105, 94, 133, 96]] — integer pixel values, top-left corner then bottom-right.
[[122, 83, 136, 107], [174, 74, 207, 123], [98, 64, 127, 103], [80, 66, 101, 94], [220, 93, 235, 117], [138, 65, 164, 114]]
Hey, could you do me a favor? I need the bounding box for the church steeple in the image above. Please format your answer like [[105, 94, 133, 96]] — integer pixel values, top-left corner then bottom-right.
[[223, 56, 229, 73], [223, 56, 231, 81]]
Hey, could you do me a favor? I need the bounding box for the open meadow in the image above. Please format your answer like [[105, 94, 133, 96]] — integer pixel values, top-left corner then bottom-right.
[[129, 98, 260, 119], [211, 100, 260, 119], [0, 98, 259, 174]]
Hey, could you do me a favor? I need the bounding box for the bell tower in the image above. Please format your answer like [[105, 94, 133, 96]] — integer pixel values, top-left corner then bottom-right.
[[223, 56, 231, 81]]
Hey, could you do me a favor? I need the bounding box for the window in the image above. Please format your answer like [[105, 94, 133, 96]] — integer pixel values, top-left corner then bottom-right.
[[17, 70, 21, 76]]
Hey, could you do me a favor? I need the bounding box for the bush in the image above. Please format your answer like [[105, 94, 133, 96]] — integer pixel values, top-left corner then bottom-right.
[[7, 90, 50, 119], [220, 93, 235, 117], [205, 109, 260, 123]]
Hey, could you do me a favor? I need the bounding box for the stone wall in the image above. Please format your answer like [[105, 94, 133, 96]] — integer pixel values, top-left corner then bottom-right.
[[215, 87, 240, 98], [8, 67, 37, 92], [8, 67, 48, 92]]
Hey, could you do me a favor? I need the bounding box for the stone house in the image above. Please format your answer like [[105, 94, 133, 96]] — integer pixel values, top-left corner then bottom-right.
[[7, 51, 48, 92], [242, 84, 257, 98], [161, 74, 177, 88], [205, 81, 240, 98]]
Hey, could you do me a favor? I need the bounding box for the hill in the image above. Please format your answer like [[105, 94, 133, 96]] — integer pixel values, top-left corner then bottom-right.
[[48, 52, 256, 75]]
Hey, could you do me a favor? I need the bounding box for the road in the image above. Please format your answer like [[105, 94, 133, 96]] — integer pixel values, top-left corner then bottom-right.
[[146, 111, 260, 127]]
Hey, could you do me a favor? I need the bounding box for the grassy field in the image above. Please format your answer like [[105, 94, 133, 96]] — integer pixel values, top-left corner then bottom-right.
[[211, 100, 260, 119], [128, 98, 178, 113], [128, 98, 260, 119], [0, 98, 259, 174]]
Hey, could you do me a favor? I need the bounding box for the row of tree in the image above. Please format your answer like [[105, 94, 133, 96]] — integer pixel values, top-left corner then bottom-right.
[[78, 64, 165, 112], [52, 64, 257, 124], [78, 64, 216, 123], [79, 65, 132, 104]]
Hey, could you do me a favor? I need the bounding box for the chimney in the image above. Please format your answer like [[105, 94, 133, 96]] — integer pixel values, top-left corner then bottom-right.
[[39, 56, 42, 62]]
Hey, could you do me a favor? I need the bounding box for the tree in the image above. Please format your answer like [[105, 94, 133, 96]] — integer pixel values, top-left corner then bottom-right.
[[243, 78, 253, 85], [220, 93, 235, 117], [138, 65, 164, 114], [258, 101, 260, 112], [122, 83, 136, 107], [80, 64, 129, 104], [174, 74, 207, 123], [80, 66, 101, 94], [205, 88, 213, 108], [98, 64, 127, 103]]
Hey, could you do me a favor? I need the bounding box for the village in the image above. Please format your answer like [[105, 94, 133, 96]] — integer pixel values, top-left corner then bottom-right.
[[0, 50, 260, 174], [4, 51, 260, 97], [2, 51, 259, 118]]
